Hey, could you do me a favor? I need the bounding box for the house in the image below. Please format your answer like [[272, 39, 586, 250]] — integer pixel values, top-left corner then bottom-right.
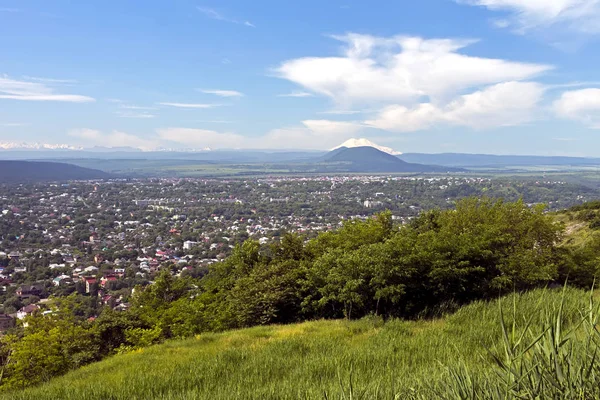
[[0, 314, 15, 331], [82, 276, 97, 294], [52, 275, 71, 286], [100, 294, 115, 307], [17, 304, 40, 320], [100, 275, 118, 288], [16, 284, 43, 299], [8, 251, 20, 261], [183, 241, 198, 250]]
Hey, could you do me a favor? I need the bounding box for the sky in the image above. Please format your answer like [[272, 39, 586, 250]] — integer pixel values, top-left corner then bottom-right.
[[1, 0, 600, 156]]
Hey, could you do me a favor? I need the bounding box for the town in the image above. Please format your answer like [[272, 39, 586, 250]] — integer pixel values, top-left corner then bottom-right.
[[0, 175, 596, 329]]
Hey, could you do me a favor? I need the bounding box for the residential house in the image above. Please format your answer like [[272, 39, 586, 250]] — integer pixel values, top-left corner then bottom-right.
[[82, 276, 97, 294], [17, 304, 40, 320], [52, 275, 71, 286], [16, 284, 43, 299], [100, 275, 117, 288]]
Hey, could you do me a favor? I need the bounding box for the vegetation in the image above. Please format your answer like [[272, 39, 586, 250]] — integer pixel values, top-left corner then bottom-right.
[[3, 288, 599, 399], [2, 197, 600, 396]]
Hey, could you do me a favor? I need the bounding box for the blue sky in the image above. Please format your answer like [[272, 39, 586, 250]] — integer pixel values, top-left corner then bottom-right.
[[1, 0, 600, 155]]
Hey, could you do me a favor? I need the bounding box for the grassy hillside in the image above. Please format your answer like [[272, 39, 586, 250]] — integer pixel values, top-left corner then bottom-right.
[[5, 288, 598, 400]]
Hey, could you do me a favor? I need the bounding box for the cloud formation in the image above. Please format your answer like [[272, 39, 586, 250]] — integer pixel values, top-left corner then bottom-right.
[[68, 119, 364, 151], [69, 129, 159, 150], [276, 34, 552, 133], [0, 75, 94, 102], [276, 34, 550, 106], [199, 89, 244, 97], [157, 128, 245, 148], [158, 102, 223, 109], [277, 91, 314, 98], [366, 81, 545, 132], [458, 0, 600, 34], [554, 88, 600, 128], [197, 7, 255, 28]]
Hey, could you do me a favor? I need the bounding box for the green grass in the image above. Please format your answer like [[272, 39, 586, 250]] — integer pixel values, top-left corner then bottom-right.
[[4, 288, 599, 400]]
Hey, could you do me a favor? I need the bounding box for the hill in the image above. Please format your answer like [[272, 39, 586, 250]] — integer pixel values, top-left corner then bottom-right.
[[320, 146, 460, 173], [0, 161, 110, 183], [5, 288, 598, 400]]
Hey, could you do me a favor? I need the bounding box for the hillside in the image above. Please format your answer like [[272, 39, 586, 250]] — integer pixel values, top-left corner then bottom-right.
[[5, 288, 598, 400], [0, 161, 110, 183], [320, 146, 459, 173]]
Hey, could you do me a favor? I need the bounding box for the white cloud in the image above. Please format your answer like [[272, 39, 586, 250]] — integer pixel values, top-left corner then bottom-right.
[[197, 7, 255, 28], [277, 91, 314, 98], [261, 120, 364, 150], [116, 111, 156, 119], [365, 81, 545, 132], [69, 129, 159, 150], [458, 0, 600, 34], [554, 88, 600, 128], [199, 89, 244, 97], [318, 110, 364, 115], [155, 120, 363, 150], [69, 128, 101, 141], [22, 76, 77, 85], [120, 104, 157, 110], [276, 34, 551, 106], [157, 128, 245, 148], [0, 75, 94, 102], [0, 122, 29, 127], [158, 102, 223, 109]]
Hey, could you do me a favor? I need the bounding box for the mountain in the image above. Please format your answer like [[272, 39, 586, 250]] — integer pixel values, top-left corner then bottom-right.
[[331, 138, 402, 155], [0, 161, 111, 183], [320, 146, 460, 173], [0, 142, 83, 151], [398, 153, 600, 167]]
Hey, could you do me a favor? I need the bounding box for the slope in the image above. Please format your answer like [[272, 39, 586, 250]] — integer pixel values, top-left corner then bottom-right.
[[4, 288, 596, 400], [0, 161, 110, 183], [320, 146, 460, 173]]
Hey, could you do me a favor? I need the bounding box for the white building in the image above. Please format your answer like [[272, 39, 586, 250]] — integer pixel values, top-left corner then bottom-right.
[[183, 241, 199, 250]]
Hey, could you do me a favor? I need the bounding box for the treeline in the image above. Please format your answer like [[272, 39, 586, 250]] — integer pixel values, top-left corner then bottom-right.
[[2, 198, 600, 390]]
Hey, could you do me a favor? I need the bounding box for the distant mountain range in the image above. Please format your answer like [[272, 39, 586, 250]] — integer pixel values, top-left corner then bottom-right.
[[3, 138, 600, 177], [397, 153, 600, 167], [0, 161, 110, 183], [0, 142, 84, 151]]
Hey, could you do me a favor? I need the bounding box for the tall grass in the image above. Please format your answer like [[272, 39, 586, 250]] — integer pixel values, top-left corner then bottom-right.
[[3, 288, 597, 400]]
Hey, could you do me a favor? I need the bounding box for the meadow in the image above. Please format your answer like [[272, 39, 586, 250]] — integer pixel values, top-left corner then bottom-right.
[[4, 287, 599, 400]]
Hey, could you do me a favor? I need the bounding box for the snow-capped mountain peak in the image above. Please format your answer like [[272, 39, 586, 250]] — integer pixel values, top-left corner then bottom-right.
[[0, 142, 84, 151], [331, 138, 402, 155]]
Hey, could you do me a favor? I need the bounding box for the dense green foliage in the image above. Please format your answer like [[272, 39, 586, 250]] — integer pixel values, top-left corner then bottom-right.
[[1, 198, 599, 392], [2, 288, 598, 399]]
